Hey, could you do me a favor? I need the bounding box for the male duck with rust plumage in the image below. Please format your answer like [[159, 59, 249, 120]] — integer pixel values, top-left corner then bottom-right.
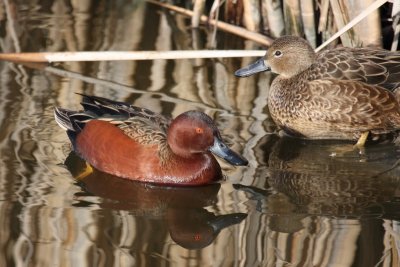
[[55, 95, 248, 186], [235, 36, 400, 147]]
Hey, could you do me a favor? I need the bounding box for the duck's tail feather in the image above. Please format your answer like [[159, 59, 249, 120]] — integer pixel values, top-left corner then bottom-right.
[[56, 94, 171, 135], [54, 107, 96, 132], [78, 93, 162, 121], [80, 94, 128, 117], [54, 107, 75, 131]]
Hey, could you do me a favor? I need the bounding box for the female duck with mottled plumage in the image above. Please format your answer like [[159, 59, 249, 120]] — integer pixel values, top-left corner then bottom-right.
[[235, 35, 400, 146]]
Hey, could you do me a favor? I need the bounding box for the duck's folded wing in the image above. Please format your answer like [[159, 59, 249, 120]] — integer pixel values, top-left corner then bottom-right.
[[118, 117, 168, 146], [314, 49, 400, 91], [306, 79, 400, 132]]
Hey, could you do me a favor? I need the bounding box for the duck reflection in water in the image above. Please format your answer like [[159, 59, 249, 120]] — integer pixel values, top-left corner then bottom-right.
[[235, 137, 400, 233], [65, 152, 247, 250]]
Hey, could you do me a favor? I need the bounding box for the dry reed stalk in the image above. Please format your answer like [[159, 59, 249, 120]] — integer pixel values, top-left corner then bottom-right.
[[328, 0, 354, 46], [147, 0, 273, 46], [283, 0, 303, 35], [208, 0, 221, 48], [391, 0, 400, 51], [318, 0, 330, 34], [260, 2, 269, 36], [242, 0, 259, 32], [0, 50, 266, 63], [300, 0, 316, 47], [262, 0, 284, 38], [347, 0, 381, 47], [317, 0, 389, 52], [209, 0, 220, 21], [192, 0, 205, 28], [392, 15, 400, 51]]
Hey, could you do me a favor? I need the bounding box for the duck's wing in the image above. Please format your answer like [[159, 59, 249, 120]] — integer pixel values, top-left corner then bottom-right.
[[78, 94, 171, 132], [312, 48, 400, 91], [305, 79, 400, 132], [54, 95, 171, 141], [118, 117, 168, 146]]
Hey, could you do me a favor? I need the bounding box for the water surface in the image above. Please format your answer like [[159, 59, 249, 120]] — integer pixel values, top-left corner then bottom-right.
[[0, 1, 399, 266]]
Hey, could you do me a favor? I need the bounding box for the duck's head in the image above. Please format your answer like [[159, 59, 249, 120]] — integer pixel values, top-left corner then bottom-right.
[[167, 111, 248, 166], [235, 36, 316, 78]]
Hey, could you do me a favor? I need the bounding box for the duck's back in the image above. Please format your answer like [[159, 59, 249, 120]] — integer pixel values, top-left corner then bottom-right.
[[309, 48, 400, 92]]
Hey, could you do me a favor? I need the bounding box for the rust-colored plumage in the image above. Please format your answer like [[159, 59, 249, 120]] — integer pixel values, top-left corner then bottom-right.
[[54, 95, 247, 186], [235, 36, 400, 141]]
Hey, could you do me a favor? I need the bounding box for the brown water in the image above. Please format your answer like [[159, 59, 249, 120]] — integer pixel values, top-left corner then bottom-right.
[[1, 1, 400, 267]]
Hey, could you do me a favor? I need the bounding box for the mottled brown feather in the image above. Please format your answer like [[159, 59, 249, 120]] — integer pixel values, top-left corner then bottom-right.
[[118, 117, 171, 165], [269, 76, 400, 140], [310, 48, 400, 92]]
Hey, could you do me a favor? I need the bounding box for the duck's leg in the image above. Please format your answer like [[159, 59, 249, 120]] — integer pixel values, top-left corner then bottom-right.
[[75, 162, 94, 180], [353, 132, 369, 156], [355, 131, 369, 148], [330, 132, 369, 157]]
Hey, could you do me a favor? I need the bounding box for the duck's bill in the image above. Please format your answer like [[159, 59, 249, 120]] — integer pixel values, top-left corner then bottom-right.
[[234, 58, 270, 77], [209, 137, 248, 166]]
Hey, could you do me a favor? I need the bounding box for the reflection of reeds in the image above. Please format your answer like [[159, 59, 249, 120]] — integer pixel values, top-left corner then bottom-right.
[[1, 1, 400, 267], [0, 1, 250, 266]]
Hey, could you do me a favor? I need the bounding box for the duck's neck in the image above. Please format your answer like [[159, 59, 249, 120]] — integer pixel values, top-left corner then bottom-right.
[[272, 70, 309, 95]]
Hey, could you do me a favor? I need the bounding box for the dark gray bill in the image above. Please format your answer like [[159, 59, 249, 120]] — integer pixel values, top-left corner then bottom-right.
[[234, 57, 270, 77], [209, 137, 248, 166]]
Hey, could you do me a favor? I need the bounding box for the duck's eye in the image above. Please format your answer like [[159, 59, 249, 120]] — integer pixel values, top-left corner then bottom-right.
[[274, 50, 282, 57], [195, 127, 204, 134]]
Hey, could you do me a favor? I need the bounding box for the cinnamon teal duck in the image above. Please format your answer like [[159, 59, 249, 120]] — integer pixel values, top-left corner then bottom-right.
[[235, 35, 400, 146], [54, 94, 248, 186]]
